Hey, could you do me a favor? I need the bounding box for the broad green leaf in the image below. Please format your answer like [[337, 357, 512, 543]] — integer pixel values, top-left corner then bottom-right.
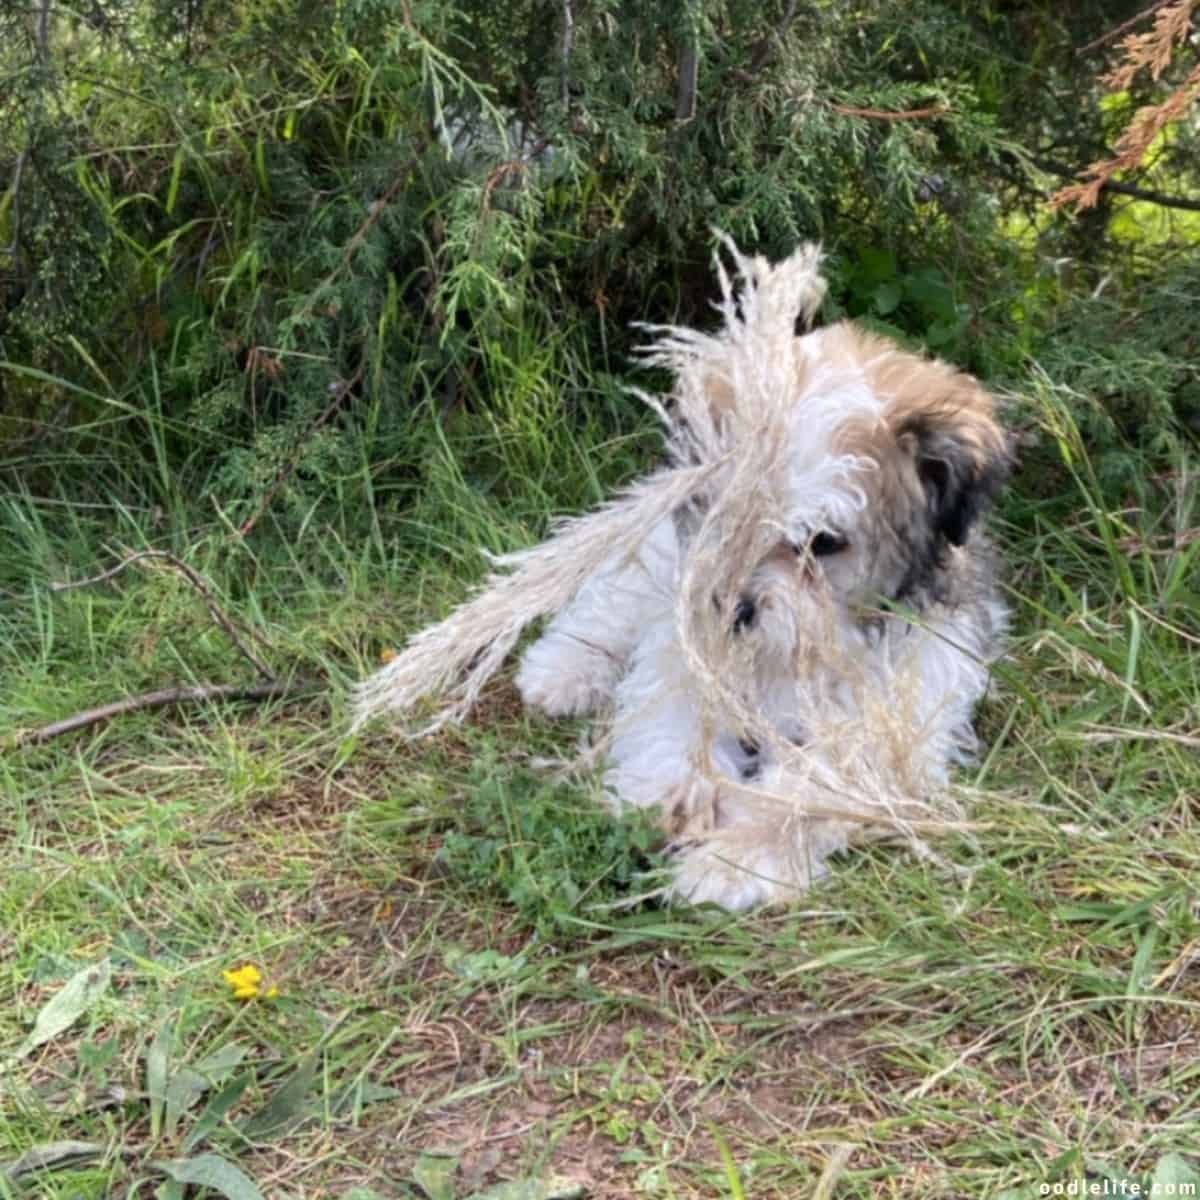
[[155, 1153, 265, 1200], [13, 959, 111, 1059], [147, 1021, 173, 1138], [1152, 1154, 1200, 1191], [856, 247, 897, 283], [194, 1042, 251, 1077], [871, 281, 902, 315], [183, 1071, 255, 1152], [166, 1041, 250, 1130], [924, 319, 961, 347], [239, 1053, 318, 1141], [413, 1150, 458, 1200], [1, 1140, 105, 1180]]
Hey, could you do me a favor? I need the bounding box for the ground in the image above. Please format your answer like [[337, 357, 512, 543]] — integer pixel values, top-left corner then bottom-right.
[[3, 433, 1200, 1198]]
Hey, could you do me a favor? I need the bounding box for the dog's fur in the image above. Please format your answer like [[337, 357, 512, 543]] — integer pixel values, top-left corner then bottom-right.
[[355, 240, 1011, 911]]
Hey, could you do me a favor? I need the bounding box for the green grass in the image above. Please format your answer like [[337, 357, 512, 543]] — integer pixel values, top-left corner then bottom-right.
[[2, 372, 1200, 1199]]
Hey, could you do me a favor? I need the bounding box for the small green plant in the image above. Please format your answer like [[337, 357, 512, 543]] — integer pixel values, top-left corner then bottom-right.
[[832, 246, 967, 354], [438, 762, 665, 937], [408, 1149, 586, 1199]]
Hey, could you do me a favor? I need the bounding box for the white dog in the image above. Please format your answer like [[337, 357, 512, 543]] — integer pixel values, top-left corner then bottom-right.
[[355, 240, 1010, 911]]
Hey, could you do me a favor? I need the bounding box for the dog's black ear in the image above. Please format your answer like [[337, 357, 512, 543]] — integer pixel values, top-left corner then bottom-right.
[[899, 413, 1011, 547]]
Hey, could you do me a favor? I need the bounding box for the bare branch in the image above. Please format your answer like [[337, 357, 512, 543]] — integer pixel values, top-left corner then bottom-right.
[[828, 102, 948, 121], [1077, 0, 1179, 55], [236, 361, 366, 537], [1036, 152, 1200, 212], [3, 0, 55, 270], [561, 0, 574, 110], [1073, 173, 1200, 212], [6, 681, 319, 750], [748, 0, 800, 73], [35, 0, 52, 63], [676, 40, 698, 122], [1, 148, 27, 268], [52, 550, 277, 678]]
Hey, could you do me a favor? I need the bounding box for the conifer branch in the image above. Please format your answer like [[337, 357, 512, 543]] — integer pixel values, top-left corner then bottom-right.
[[1036, 154, 1200, 211], [1051, 0, 1200, 210], [1077, 0, 1179, 54], [237, 361, 366, 537]]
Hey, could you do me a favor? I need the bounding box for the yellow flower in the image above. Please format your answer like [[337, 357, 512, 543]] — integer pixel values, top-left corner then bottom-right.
[[222, 963, 277, 1001], [380, 647, 397, 664]]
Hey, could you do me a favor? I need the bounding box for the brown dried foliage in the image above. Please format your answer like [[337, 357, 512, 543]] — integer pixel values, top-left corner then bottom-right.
[[1050, 0, 1200, 210]]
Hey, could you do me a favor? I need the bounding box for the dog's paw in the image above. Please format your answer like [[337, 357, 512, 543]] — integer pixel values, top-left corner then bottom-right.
[[515, 636, 619, 718], [665, 831, 820, 911]]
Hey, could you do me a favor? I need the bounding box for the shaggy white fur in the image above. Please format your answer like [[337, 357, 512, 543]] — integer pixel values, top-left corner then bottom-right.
[[354, 237, 1010, 910]]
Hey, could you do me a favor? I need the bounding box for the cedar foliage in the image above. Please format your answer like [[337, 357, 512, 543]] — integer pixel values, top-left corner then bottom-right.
[[1052, 0, 1200, 211], [1, 0, 1197, 521]]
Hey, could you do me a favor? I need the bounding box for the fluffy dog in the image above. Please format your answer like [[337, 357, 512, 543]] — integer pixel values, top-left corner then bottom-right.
[[354, 239, 1010, 910]]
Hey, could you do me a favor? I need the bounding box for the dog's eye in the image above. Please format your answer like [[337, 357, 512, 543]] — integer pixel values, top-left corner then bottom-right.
[[809, 531, 849, 557]]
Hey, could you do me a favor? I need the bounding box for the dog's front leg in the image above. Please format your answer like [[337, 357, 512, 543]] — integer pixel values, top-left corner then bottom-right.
[[516, 519, 677, 718], [602, 619, 735, 831]]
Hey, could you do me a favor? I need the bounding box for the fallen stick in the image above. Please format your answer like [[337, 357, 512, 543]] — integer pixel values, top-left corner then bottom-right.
[[6, 680, 320, 750]]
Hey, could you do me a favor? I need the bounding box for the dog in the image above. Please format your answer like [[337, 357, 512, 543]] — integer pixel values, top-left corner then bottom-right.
[[355, 239, 1011, 911]]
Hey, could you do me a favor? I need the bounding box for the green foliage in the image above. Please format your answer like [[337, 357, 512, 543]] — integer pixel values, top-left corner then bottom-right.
[[830, 246, 969, 356], [2, 0, 1197, 532], [438, 763, 665, 937], [13, 0, 1190, 524], [1030, 256, 1200, 493]]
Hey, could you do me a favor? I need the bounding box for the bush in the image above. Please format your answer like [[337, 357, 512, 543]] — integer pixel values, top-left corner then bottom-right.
[[2, 0, 1196, 523]]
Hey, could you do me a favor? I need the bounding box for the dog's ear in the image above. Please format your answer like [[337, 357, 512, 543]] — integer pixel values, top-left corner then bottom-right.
[[895, 409, 1011, 547]]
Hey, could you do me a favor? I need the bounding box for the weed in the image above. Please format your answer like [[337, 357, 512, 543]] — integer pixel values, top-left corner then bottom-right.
[[437, 764, 667, 939]]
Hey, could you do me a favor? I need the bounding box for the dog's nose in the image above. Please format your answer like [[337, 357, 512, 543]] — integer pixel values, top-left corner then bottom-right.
[[732, 596, 756, 632]]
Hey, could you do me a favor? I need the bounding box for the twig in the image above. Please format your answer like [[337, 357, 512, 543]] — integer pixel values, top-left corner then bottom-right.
[[676, 39, 699, 122], [747, 0, 800, 73], [561, 0, 575, 109], [1077, 725, 1200, 748], [6, 681, 318, 750], [828, 102, 948, 121], [1097, 175, 1200, 211], [1077, 0, 1179, 54], [237, 360, 365, 537], [1035, 153, 1200, 211], [302, 150, 423, 319], [52, 550, 276, 678], [475, 135, 552, 226], [812, 1144, 857, 1200], [1, 148, 27, 268]]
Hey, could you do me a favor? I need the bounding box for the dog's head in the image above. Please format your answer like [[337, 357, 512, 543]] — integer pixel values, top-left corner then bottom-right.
[[646, 240, 1008, 671], [724, 321, 1010, 643]]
